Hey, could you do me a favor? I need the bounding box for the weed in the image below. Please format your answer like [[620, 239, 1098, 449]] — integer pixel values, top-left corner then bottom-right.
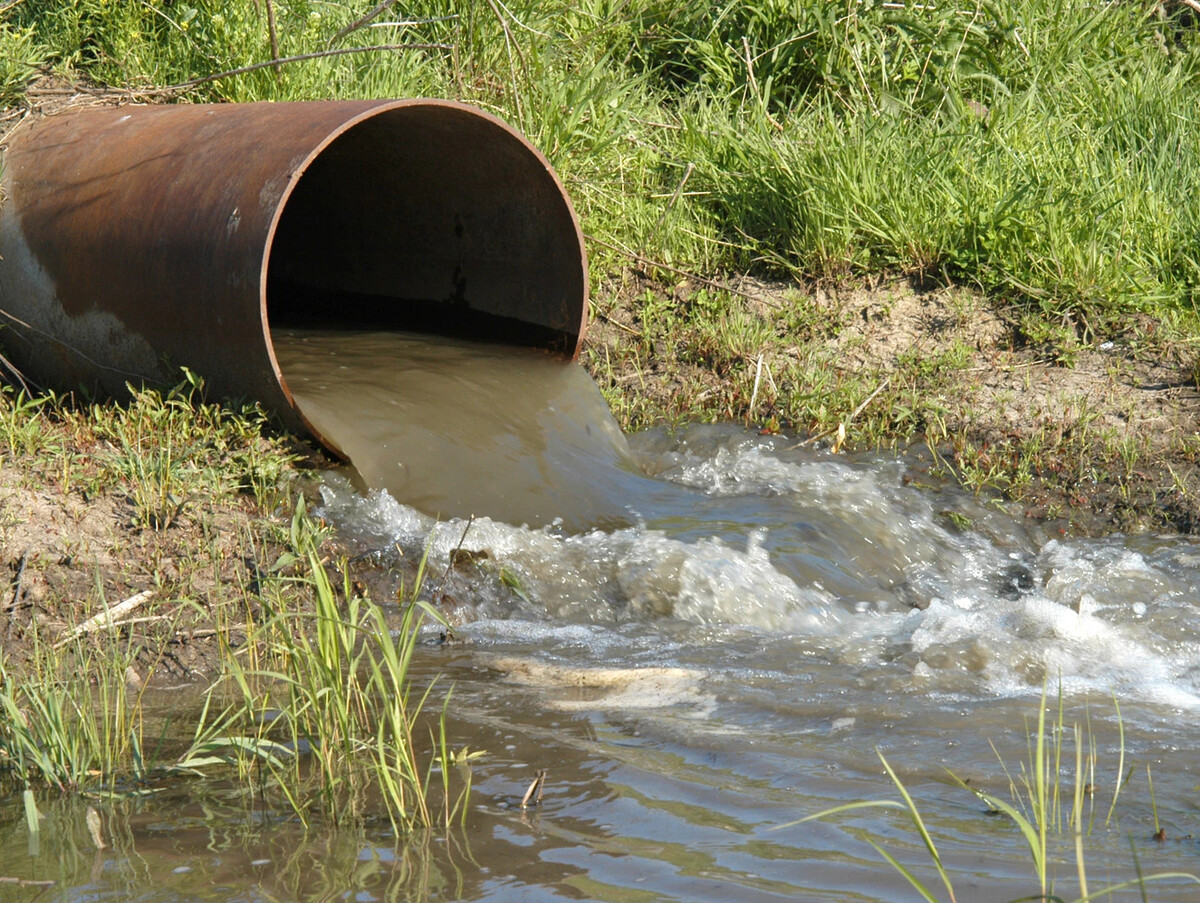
[[786, 685, 1200, 901], [183, 515, 473, 835]]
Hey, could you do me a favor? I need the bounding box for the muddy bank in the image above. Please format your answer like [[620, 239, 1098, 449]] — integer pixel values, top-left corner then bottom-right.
[[0, 386, 330, 679], [585, 273, 1200, 535]]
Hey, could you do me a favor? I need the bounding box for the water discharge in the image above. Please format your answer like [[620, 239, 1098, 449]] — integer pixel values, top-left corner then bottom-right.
[[274, 329, 652, 532], [277, 329, 1200, 708], [277, 330, 1200, 897], [16, 329, 1196, 900]]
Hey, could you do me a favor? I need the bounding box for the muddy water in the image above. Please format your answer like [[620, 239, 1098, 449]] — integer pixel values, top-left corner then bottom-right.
[[274, 329, 654, 532], [5, 331, 1200, 900]]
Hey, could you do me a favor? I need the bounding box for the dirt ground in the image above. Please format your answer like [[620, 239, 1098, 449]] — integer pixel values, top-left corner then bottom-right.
[[0, 465, 297, 679], [584, 273, 1200, 535]]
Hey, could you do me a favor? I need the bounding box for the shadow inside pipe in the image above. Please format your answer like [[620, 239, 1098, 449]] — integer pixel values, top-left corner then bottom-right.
[[269, 281, 575, 355]]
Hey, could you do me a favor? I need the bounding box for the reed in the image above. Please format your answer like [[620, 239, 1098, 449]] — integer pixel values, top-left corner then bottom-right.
[[785, 685, 1200, 901], [179, 504, 474, 835]]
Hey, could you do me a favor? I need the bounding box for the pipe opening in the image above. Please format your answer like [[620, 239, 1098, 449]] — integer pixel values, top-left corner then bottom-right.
[[265, 102, 586, 356]]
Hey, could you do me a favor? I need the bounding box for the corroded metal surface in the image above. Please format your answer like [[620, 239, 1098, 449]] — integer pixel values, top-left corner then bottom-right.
[[0, 100, 587, 452]]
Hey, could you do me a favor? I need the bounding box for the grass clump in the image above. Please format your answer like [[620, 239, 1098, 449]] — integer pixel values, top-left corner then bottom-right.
[[0, 504, 474, 837], [0, 377, 471, 838], [195, 508, 477, 834], [788, 686, 1200, 902]]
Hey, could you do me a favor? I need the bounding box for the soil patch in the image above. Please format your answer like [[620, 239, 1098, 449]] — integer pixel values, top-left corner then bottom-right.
[[585, 272, 1200, 534]]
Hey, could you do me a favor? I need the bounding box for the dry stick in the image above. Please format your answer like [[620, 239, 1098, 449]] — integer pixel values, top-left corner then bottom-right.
[[748, 354, 765, 415], [586, 235, 782, 309], [742, 37, 784, 132], [5, 551, 27, 613], [326, 0, 400, 47], [173, 628, 222, 641], [596, 311, 643, 339], [55, 590, 155, 648], [0, 877, 55, 887], [134, 44, 452, 95], [647, 161, 695, 245], [0, 306, 148, 385], [794, 377, 892, 449], [483, 0, 527, 124], [263, 0, 282, 81], [435, 515, 476, 597]]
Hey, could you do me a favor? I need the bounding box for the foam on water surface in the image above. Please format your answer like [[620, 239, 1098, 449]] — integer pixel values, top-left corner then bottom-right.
[[276, 327, 1200, 714]]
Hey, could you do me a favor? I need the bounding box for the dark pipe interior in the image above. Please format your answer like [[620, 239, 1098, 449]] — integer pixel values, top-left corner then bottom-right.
[[265, 105, 584, 354]]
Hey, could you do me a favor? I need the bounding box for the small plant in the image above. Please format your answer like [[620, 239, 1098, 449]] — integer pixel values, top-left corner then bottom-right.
[[0, 388, 58, 461], [185, 511, 476, 835], [784, 686, 1200, 902]]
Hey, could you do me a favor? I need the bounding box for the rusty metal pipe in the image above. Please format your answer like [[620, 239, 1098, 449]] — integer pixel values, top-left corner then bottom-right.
[[0, 100, 588, 455]]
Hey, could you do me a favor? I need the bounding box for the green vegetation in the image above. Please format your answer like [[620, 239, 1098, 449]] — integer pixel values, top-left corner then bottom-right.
[[788, 688, 1200, 902], [5, 0, 1199, 326], [5, 0, 1197, 524], [199, 507, 478, 834], [0, 379, 472, 835], [0, 4, 1198, 896]]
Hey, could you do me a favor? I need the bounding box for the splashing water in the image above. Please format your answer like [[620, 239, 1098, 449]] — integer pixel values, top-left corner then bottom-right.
[[275, 329, 1200, 712]]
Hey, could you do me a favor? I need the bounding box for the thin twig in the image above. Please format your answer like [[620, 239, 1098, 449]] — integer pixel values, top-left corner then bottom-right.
[[748, 354, 765, 414], [586, 235, 782, 309], [365, 16, 459, 30], [0, 877, 55, 887], [491, 0, 551, 38], [794, 378, 892, 449], [596, 311, 643, 339], [483, 0, 527, 123], [133, 44, 451, 95], [962, 359, 1052, 373], [0, 305, 153, 383], [171, 628, 222, 641], [648, 161, 695, 244], [435, 515, 475, 596], [743, 37, 784, 131], [5, 551, 27, 613], [259, 0, 282, 79]]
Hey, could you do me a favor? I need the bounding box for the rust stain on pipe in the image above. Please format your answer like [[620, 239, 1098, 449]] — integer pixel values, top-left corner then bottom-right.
[[0, 100, 588, 455]]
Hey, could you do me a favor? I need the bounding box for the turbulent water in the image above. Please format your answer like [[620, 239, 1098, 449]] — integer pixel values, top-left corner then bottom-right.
[[277, 330, 1200, 899], [8, 329, 1197, 901]]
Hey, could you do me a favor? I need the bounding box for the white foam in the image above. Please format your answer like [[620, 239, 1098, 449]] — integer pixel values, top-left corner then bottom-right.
[[318, 431, 1200, 710]]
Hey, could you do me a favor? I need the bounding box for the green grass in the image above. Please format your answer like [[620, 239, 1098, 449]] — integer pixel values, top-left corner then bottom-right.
[[0, 502, 473, 836], [0, 377, 470, 837], [4, 2, 1200, 518], [192, 504, 476, 834], [785, 686, 1200, 902], [5, 1, 1199, 334]]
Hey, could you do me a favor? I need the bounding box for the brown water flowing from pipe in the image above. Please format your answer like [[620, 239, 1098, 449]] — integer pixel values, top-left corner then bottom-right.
[[0, 100, 588, 459]]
